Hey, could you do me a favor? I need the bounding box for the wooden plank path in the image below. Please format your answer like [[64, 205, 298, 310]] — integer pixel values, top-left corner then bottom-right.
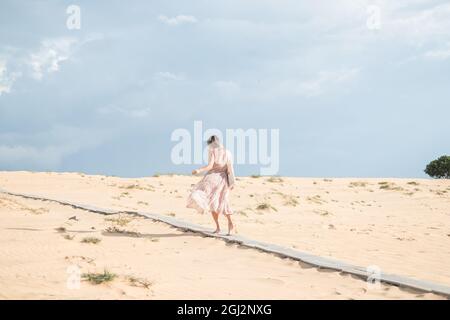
[[1, 187, 449, 298]]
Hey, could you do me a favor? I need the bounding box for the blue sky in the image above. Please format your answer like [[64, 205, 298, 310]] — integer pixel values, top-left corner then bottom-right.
[[1, 0, 449, 177]]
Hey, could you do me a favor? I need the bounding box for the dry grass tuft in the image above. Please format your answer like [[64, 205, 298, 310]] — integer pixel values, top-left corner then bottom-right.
[[379, 182, 403, 191], [105, 215, 132, 227], [82, 270, 116, 284], [266, 176, 284, 183], [306, 195, 327, 204], [127, 276, 153, 289], [55, 227, 66, 233], [105, 226, 140, 237], [256, 202, 278, 212], [81, 237, 101, 244], [349, 181, 368, 188]]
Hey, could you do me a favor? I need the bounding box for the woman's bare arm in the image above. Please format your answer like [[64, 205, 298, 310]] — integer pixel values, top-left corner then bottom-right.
[[226, 156, 235, 189], [192, 152, 215, 175]]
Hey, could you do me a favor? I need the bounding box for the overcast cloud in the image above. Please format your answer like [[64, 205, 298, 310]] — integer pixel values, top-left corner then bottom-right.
[[0, 0, 449, 177]]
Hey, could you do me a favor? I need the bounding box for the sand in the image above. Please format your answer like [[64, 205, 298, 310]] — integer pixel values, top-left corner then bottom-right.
[[0, 171, 448, 299]]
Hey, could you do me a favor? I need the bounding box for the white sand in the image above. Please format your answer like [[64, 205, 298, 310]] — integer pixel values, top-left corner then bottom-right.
[[0, 171, 448, 299]]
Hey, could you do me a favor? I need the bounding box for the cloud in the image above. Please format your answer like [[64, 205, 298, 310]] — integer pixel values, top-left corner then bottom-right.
[[29, 37, 78, 80], [157, 15, 197, 26], [383, 2, 450, 46], [0, 34, 103, 96], [97, 105, 151, 118], [0, 60, 21, 96], [0, 145, 65, 168], [276, 68, 360, 97], [213, 80, 240, 96], [423, 45, 450, 60], [155, 71, 185, 81], [0, 125, 111, 169]]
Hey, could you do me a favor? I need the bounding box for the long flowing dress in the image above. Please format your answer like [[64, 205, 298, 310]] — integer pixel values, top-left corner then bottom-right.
[[187, 145, 235, 215]]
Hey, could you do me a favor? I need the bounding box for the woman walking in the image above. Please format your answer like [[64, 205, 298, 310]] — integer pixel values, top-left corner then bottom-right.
[[187, 135, 236, 235]]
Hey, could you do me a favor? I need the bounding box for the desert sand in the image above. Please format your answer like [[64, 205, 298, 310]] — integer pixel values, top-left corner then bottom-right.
[[0, 171, 449, 299]]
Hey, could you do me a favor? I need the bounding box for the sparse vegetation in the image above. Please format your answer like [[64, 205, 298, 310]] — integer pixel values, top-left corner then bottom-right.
[[237, 210, 248, 216], [433, 189, 447, 196], [81, 237, 101, 244], [379, 182, 403, 191], [266, 176, 283, 183], [349, 181, 368, 188], [55, 227, 66, 233], [127, 276, 152, 289], [123, 184, 139, 189], [105, 226, 140, 237], [306, 195, 327, 204], [25, 207, 49, 215], [251, 174, 261, 178], [82, 270, 116, 284], [119, 184, 155, 192], [272, 191, 299, 207], [313, 209, 331, 216], [64, 234, 75, 240], [284, 196, 299, 207], [105, 215, 132, 226], [407, 181, 419, 185], [256, 203, 278, 212]]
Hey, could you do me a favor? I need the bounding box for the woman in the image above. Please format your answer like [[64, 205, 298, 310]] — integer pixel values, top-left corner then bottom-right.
[[187, 135, 236, 235]]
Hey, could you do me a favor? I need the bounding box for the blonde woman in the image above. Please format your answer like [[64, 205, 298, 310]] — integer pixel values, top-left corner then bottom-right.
[[187, 135, 236, 235]]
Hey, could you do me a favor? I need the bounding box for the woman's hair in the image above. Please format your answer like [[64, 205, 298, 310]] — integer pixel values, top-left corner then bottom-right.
[[207, 135, 219, 145]]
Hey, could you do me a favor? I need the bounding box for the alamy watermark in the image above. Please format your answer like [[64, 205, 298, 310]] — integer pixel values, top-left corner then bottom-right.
[[66, 265, 81, 289], [66, 5, 81, 30], [171, 121, 280, 175], [366, 5, 381, 30], [366, 265, 381, 290]]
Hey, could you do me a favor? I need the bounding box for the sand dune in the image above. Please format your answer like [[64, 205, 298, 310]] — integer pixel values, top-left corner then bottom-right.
[[0, 171, 449, 299]]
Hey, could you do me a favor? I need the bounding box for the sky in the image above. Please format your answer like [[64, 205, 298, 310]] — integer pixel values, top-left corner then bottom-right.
[[0, 0, 449, 178]]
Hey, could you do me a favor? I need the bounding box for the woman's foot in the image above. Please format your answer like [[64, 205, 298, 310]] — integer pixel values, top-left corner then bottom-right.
[[227, 222, 234, 236], [211, 212, 220, 234]]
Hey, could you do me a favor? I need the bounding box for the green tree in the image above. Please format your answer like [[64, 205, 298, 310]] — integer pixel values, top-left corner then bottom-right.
[[424, 155, 450, 179]]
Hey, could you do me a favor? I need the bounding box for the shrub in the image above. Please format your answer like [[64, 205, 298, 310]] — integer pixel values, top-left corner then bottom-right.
[[424, 155, 450, 179]]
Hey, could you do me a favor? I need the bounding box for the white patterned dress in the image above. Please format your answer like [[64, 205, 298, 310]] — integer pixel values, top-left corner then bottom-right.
[[187, 145, 235, 215]]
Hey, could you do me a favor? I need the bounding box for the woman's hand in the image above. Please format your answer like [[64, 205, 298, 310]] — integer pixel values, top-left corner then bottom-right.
[[192, 169, 199, 175]]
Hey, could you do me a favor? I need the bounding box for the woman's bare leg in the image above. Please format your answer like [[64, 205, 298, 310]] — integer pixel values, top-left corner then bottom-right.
[[225, 214, 234, 235], [211, 212, 220, 233]]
